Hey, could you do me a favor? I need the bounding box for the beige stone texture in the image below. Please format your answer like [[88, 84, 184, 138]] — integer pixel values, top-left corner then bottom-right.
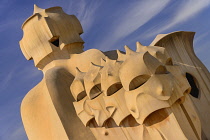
[[20, 5, 210, 140]]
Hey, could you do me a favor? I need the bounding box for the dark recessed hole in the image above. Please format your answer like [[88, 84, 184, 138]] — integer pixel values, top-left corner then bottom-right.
[[155, 65, 168, 74], [186, 73, 199, 98], [165, 58, 173, 65], [77, 91, 87, 101], [107, 83, 122, 96], [144, 108, 169, 126], [90, 84, 101, 99], [104, 118, 118, 128], [104, 132, 109, 136], [121, 115, 139, 127], [129, 75, 150, 91], [49, 36, 59, 47]]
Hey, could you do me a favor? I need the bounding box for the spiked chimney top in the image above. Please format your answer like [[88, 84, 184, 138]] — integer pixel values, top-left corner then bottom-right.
[[20, 5, 84, 68], [33, 4, 44, 14], [21, 4, 62, 29]]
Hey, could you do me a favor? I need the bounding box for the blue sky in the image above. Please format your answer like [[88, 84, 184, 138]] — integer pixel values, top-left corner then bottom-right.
[[1, 0, 210, 139]]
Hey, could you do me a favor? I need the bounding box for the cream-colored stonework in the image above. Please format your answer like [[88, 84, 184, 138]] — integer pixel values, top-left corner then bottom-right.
[[20, 5, 210, 140]]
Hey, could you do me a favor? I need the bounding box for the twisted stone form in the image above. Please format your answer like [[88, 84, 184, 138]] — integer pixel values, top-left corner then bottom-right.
[[20, 5, 210, 140]]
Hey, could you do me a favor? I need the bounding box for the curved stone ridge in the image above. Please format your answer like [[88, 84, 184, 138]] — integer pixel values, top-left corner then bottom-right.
[[20, 5, 209, 140], [70, 43, 191, 127]]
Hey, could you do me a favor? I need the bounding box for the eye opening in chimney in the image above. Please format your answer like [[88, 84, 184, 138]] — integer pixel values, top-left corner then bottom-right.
[[186, 73, 199, 98], [49, 36, 59, 47]]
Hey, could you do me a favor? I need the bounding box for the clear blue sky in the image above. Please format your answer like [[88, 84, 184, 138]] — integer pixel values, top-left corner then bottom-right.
[[1, 0, 210, 139]]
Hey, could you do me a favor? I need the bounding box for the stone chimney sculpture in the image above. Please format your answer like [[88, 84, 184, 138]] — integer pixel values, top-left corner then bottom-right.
[[20, 5, 210, 140]]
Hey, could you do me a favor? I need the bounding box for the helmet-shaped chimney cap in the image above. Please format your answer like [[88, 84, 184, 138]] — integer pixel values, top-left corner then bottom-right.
[[21, 4, 62, 29]]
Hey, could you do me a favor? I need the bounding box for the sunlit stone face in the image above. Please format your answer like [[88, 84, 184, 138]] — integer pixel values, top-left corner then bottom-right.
[[119, 50, 190, 124], [19, 7, 84, 66], [71, 45, 191, 127]]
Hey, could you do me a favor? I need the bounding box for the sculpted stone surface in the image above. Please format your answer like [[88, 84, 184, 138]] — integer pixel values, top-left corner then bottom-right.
[[20, 5, 210, 140]]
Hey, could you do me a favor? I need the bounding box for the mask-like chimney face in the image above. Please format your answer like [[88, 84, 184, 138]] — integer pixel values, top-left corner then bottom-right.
[[19, 5, 84, 66]]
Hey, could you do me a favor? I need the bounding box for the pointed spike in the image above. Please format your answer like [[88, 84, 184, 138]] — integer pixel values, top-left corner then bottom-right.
[[117, 50, 122, 55], [117, 49, 125, 61], [136, 41, 143, 47], [117, 49, 123, 55], [33, 4, 44, 14], [136, 42, 144, 52], [124, 45, 135, 55]]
